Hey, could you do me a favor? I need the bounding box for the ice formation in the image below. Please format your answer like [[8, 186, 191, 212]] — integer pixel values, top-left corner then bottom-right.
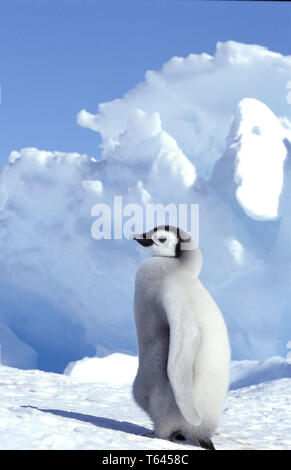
[[0, 41, 291, 371]]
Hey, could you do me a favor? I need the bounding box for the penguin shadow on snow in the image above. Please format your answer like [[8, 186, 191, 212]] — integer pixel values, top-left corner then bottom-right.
[[20, 406, 204, 449], [21, 405, 151, 437]]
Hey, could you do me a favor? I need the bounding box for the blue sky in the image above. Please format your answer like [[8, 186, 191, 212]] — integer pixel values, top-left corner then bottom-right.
[[0, 0, 290, 164]]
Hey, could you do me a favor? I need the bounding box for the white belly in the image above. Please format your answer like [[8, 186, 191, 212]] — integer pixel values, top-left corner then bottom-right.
[[190, 279, 230, 430]]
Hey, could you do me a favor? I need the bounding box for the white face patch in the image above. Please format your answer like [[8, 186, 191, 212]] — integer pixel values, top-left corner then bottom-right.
[[147, 229, 178, 257]]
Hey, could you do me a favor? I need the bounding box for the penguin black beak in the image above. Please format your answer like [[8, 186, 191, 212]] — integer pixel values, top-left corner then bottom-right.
[[131, 234, 154, 247]]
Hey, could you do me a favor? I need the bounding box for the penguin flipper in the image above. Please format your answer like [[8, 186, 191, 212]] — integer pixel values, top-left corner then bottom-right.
[[163, 294, 201, 426]]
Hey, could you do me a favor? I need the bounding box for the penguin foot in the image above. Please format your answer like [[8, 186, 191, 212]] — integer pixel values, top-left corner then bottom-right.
[[197, 438, 216, 451], [170, 431, 186, 442]]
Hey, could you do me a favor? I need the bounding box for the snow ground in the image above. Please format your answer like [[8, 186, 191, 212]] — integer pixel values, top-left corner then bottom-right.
[[0, 365, 290, 450]]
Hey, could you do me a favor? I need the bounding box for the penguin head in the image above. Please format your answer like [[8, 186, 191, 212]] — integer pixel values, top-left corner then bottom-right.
[[132, 225, 193, 258]]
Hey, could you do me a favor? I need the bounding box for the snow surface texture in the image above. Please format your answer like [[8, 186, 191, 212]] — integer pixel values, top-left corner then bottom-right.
[[0, 41, 291, 371], [0, 363, 290, 450]]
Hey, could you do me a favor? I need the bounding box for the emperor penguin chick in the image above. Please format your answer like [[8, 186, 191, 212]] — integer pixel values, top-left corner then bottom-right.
[[132, 225, 230, 450]]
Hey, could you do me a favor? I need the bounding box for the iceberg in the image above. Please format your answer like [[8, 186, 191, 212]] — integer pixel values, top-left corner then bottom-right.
[[0, 41, 291, 371]]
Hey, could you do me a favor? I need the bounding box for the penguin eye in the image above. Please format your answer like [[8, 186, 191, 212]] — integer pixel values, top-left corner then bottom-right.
[[158, 237, 167, 243]]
